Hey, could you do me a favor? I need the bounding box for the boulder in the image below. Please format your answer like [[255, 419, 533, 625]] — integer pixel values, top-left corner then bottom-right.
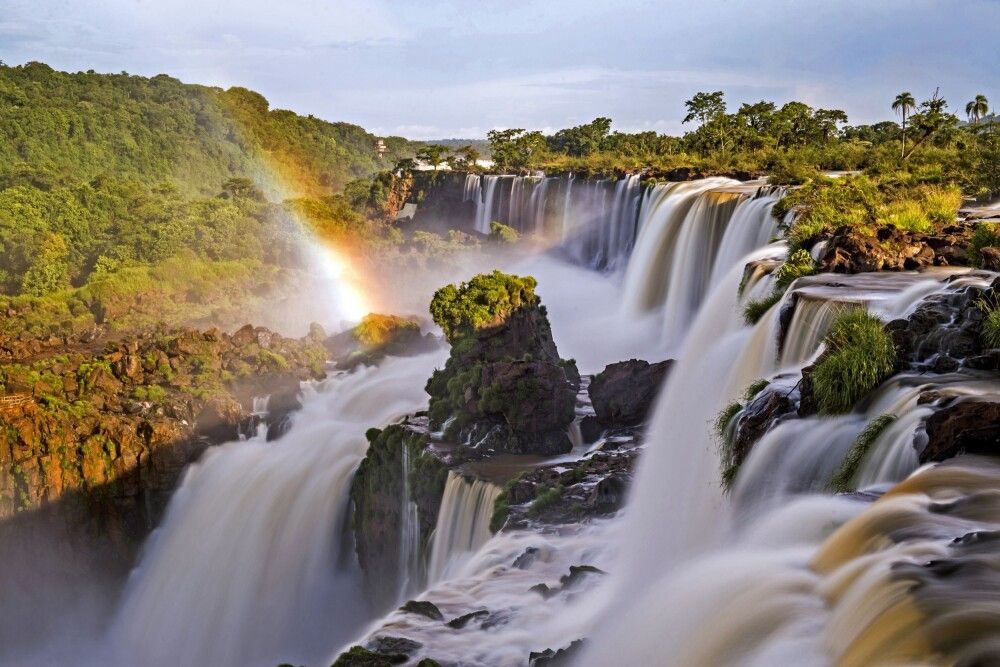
[[920, 401, 1000, 463], [817, 223, 975, 274], [588, 359, 672, 427], [981, 247, 1000, 271]]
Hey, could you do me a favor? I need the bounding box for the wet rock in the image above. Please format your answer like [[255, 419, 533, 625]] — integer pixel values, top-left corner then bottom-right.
[[529, 583, 556, 599], [981, 247, 1000, 271], [366, 636, 423, 656], [588, 359, 672, 427], [732, 386, 796, 467], [579, 415, 603, 443], [399, 600, 444, 621], [332, 645, 408, 666], [513, 546, 540, 569], [446, 609, 489, 629], [530, 639, 586, 666], [920, 401, 1000, 463], [560, 564, 605, 590]]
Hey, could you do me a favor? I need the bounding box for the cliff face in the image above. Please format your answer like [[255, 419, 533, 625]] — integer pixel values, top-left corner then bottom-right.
[[349, 423, 448, 611], [0, 324, 328, 553]]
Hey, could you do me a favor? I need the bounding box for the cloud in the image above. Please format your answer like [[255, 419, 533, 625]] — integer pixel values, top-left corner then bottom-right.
[[2, 0, 998, 137]]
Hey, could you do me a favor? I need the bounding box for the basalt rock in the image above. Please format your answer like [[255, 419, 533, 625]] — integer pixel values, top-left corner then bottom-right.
[[426, 274, 579, 456], [920, 400, 1000, 463], [816, 223, 976, 274], [350, 425, 448, 611], [588, 359, 672, 427], [327, 313, 439, 370]]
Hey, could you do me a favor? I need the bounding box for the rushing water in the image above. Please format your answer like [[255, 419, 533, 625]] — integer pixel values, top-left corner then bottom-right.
[[426, 473, 503, 584], [109, 352, 446, 667]]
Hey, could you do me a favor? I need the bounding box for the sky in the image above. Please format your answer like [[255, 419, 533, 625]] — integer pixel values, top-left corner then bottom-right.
[[2, 0, 999, 139]]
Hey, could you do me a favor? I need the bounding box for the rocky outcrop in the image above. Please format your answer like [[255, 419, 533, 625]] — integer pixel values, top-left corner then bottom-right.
[[0, 324, 328, 555], [350, 423, 449, 610], [588, 359, 672, 427], [426, 272, 579, 456], [326, 313, 440, 370], [920, 400, 1000, 463], [816, 223, 975, 273]]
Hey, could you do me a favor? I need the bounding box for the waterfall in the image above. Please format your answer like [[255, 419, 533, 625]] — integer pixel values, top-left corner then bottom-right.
[[426, 472, 503, 584], [473, 175, 501, 234], [107, 351, 447, 667], [398, 444, 422, 599]]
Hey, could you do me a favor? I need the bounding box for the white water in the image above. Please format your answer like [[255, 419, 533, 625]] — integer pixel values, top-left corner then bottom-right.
[[426, 472, 503, 584], [108, 351, 446, 667]]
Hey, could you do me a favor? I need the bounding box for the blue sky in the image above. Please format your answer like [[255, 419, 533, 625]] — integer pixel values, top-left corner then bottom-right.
[[2, 0, 998, 139]]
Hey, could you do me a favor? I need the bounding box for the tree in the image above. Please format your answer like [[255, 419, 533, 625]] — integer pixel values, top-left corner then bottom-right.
[[966, 94, 989, 125], [453, 144, 481, 170], [814, 109, 849, 142], [892, 91, 917, 158], [682, 91, 726, 126], [904, 89, 958, 158], [416, 144, 450, 170], [547, 117, 613, 156], [487, 129, 546, 170]]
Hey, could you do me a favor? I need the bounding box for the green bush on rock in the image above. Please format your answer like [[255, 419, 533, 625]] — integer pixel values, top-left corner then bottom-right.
[[488, 221, 520, 245], [429, 271, 538, 343], [812, 311, 896, 414]]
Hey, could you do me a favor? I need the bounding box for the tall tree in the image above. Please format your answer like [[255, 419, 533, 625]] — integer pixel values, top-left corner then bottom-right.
[[416, 145, 450, 170], [892, 91, 917, 158], [966, 94, 989, 124]]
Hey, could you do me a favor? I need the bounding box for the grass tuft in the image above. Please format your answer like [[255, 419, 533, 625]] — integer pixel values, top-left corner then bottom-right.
[[812, 311, 896, 415], [829, 414, 897, 493]]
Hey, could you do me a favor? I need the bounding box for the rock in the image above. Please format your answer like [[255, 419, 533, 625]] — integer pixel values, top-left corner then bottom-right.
[[399, 600, 444, 621], [818, 223, 976, 274], [331, 645, 408, 666], [559, 564, 605, 590], [529, 583, 556, 599], [425, 275, 579, 456], [446, 609, 489, 629], [731, 386, 796, 468], [981, 247, 1000, 271], [327, 313, 438, 370], [588, 359, 672, 427], [351, 426, 448, 611], [920, 401, 1000, 463], [512, 547, 540, 569], [530, 640, 586, 666], [579, 415, 603, 443], [366, 636, 422, 655]]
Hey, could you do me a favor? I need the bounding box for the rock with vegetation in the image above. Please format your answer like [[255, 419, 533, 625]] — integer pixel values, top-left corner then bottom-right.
[[425, 271, 579, 456], [326, 313, 439, 369], [349, 424, 448, 610], [588, 359, 672, 427], [799, 311, 896, 415]]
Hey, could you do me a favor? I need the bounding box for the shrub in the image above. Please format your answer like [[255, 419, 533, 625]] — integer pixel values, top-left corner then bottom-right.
[[979, 297, 1000, 348], [829, 414, 896, 492], [429, 271, 538, 342], [353, 313, 420, 348], [774, 249, 816, 291], [812, 311, 896, 414], [488, 221, 519, 244], [968, 223, 1000, 268], [743, 291, 782, 325]]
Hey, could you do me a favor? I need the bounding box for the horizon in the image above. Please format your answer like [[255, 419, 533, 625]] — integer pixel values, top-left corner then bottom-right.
[[3, 0, 999, 140]]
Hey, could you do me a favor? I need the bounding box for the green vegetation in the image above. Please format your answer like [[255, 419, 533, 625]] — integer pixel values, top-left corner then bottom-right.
[[811, 311, 896, 414], [774, 175, 964, 252], [743, 249, 815, 325], [488, 221, 520, 244], [829, 415, 897, 493], [352, 314, 421, 349], [429, 271, 539, 342], [968, 223, 1000, 268], [528, 485, 564, 516], [978, 297, 1000, 348], [743, 379, 770, 402]]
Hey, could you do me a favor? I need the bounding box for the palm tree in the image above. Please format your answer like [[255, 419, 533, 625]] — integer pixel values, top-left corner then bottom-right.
[[966, 94, 989, 124], [892, 91, 917, 158]]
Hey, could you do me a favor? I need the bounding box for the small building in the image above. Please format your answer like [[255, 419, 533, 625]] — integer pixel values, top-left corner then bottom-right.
[[376, 139, 387, 158]]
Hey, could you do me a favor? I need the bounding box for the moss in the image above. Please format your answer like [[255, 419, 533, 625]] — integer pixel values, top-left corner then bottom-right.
[[774, 249, 816, 291], [829, 414, 897, 493], [488, 221, 519, 244], [352, 313, 420, 349], [258, 349, 289, 371], [429, 271, 538, 342], [812, 311, 896, 415], [528, 484, 563, 516]]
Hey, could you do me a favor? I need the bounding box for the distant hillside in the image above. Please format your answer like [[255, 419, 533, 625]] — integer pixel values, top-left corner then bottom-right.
[[0, 61, 422, 198]]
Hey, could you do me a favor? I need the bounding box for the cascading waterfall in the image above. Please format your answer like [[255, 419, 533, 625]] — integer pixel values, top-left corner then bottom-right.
[[426, 472, 503, 584], [582, 260, 997, 664], [107, 351, 446, 667], [398, 444, 422, 598]]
